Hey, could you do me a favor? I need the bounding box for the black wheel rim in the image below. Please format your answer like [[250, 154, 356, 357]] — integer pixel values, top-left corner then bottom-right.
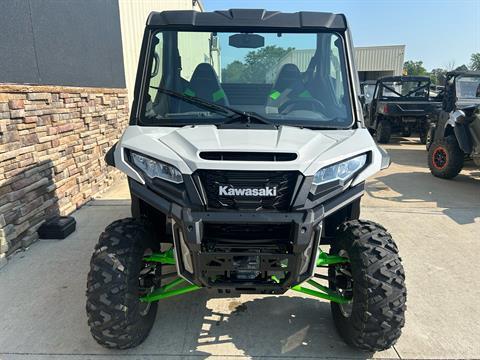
[[138, 250, 160, 315], [334, 250, 354, 317], [432, 147, 448, 170]]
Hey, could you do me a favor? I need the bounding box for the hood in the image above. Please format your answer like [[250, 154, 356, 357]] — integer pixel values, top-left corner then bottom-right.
[[116, 125, 380, 178], [159, 125, 348, 165]]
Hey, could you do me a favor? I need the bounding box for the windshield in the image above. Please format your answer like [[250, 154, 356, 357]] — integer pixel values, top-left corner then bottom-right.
[[141, 30, 353, 128], [456, 76, 480, 102], [379, 80, 429, 100]]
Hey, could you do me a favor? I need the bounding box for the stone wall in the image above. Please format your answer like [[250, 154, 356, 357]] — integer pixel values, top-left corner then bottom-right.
[[0, 84, 129, 264]]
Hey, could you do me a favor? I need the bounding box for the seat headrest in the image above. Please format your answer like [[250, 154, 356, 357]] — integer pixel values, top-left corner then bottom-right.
[[273, 64, 302, 91], [191, 63, 219, 85]]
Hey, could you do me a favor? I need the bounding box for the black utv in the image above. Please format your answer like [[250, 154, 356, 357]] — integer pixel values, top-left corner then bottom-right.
[[365, 76, 442, 144], [428, 71, 480, 178]]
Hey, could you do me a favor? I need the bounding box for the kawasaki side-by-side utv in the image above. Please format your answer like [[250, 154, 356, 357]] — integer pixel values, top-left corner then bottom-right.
[[86, 9, 406, 352], [428, 71, 480, 178]]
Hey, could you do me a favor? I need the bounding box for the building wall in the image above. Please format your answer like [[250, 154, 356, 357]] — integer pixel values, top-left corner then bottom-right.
[[0, 84, 129, 262], [267, 45, 406, 82], [355, 45, 405, 76], [0, 0, 125, 88], [118, 0, 204, 102]]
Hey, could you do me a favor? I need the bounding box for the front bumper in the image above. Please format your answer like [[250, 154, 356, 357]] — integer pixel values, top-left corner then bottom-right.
[[129, 179, 364, 294]]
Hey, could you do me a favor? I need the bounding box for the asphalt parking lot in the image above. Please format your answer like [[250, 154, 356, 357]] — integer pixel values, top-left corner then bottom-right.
[[1, 137, 479, 360]]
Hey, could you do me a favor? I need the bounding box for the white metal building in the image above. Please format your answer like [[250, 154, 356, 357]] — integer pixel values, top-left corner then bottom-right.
[[118, 0, 205, 102], [355, 45, 405, 81], [268, 45, 405, 83]]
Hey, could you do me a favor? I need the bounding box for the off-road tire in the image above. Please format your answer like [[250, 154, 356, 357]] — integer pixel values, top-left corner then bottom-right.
[[428, 135, 464, 179], [86, 218, 158, 349], [419, 123, 428, 145], [425, 126, 435, 151], [329, 220, 406, 351], [376, 120, 391, 144]]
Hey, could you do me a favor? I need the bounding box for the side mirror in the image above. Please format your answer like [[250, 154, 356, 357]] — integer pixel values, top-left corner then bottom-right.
[[452, 109, 466, 124], [358, 94, 366, 106]]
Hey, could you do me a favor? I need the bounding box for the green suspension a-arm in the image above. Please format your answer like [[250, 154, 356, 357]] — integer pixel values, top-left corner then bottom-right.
[[142, 249, 350, 304], [140, 277, 201, 302], [143, 247, 176, 265], [291, 250, 351, 304], [141, 248, 201, 302]]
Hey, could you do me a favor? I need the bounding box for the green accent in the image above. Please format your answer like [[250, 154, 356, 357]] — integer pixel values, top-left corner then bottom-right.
[[140, 278, 201, 302], [184, 88, 196, 97], [269, 90, 281, 100], [291, 279, 351, 304], [298, 90, 313, 98], [144, 248, 176, 265], [271, 275, 281, 284], [212, 89, 226, 102], [316, 251, 348, 266], [290, 250, 351, 304]]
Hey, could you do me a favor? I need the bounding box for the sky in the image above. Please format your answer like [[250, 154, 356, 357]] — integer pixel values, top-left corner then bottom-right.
[[202, 0, 480, 71]]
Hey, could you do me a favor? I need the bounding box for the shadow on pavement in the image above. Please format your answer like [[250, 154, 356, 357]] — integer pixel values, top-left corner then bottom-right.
[[387, 147, 479, 171], [152, 292, 374, 359], [384, 147, 428, 168], [367, 171, 480, 224], [388, 136, 423, 146]]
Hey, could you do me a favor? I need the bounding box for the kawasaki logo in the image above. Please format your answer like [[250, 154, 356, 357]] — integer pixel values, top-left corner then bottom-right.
[[219, 185, 277, 197]]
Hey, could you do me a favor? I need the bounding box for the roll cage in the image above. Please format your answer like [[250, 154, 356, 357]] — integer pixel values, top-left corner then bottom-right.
[[374, 76, 431, 101], [443, 71, 480, 112]]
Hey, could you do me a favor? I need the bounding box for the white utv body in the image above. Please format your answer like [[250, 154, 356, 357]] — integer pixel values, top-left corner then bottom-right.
[[86, 9, 406, 353]]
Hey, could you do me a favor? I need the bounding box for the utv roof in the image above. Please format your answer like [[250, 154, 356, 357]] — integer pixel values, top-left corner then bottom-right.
[[378, 75, 430, 83], [147, 9, 347, 31], [447, 71, 480, 77]]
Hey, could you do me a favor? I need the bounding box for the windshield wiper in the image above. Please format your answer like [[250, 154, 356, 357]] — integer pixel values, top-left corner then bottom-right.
[[219, 111, 276, 127], [150, 86, 276, 127], [150, 86, 235, 117]]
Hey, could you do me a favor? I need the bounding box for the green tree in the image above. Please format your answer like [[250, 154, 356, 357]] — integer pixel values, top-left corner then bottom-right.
[[221, 46, 294, 83], [470, 53, 480, 71], [403, 60, 428, 76], [243, 46, 294, 83], [222, 61, 248, 82], [430, 68, 447, 85]]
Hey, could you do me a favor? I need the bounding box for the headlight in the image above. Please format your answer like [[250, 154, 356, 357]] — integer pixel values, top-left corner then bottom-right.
[[312, 154, 367, 186], [130, 151, 183, 184]]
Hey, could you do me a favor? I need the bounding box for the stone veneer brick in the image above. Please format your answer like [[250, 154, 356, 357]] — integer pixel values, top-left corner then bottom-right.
[[0, 84, 129, 259]]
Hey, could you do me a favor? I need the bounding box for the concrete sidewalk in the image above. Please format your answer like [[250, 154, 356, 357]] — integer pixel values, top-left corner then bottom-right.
[[1, 138, 479, 359]]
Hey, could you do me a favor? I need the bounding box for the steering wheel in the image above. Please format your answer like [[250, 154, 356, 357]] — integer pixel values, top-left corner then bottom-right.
[[279, 97, 327, 115]]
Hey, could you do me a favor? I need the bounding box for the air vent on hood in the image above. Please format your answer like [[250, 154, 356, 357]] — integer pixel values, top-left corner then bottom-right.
[[199, 152, 297, 162]]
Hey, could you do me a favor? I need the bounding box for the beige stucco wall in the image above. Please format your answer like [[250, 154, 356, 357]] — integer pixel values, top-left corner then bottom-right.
[[118, 0, 204, 105]]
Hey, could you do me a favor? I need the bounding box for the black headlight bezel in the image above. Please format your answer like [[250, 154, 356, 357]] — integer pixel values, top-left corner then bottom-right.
[[309, 152, 371, 200], [125, 149, 184, 184]]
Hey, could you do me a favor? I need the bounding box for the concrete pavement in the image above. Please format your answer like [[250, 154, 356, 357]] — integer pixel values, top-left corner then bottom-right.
[[1, 137, 479, 359]]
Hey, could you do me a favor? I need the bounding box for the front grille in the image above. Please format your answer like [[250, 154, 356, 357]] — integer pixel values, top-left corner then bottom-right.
[[196, 170, 299, 211], [204, 223, 292, 245]]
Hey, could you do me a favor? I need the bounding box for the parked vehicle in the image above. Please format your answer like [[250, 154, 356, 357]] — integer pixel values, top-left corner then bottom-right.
[[85, 9, 406, 352], [428, 71, 480, 178], [360, 80, 376, 122], [365, 76, 442, 144], [360, 80, 376, 104]]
